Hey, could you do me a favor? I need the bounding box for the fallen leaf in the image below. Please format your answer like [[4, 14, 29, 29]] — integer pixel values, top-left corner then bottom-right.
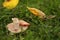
[[3, 0, 19, 9], [27, 7, 46, 19], [47, 15, 56, 19]]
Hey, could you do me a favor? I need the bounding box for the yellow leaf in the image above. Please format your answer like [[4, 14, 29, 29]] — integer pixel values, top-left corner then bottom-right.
[[3, 0, 19, 9], [27, 7, 46, 19]]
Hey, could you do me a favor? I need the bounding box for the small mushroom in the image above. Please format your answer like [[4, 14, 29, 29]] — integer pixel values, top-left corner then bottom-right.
[[19, 20, 30, 32], [7, 23, 21, 33], [7, 18, 30, 33], [19, 20, 30, 26]]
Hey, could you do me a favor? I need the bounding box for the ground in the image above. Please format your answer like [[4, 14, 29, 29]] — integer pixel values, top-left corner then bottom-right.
[[0, 0, 60, 40]]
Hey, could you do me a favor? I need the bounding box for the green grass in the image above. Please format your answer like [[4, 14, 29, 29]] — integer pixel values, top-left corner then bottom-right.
[[0, 0, 60, 40]]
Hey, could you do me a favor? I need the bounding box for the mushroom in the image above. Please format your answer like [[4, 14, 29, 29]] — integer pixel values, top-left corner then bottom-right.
[[19, 20, 30, 32], [7, 18, 30, 33], [7, 23, 21, 33]]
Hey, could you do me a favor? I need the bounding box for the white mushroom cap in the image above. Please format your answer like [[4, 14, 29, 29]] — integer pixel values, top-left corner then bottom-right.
[[19, 20, 30, 26], [19, 20, 30, 32], [7, 23, 21, 33], [21, 26, 28, 32]]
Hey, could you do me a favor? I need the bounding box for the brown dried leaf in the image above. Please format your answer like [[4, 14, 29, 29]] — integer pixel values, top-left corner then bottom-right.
[[47, 15, 56, 19]]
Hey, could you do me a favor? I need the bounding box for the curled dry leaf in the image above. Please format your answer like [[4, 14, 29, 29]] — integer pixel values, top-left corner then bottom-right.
[[27, 7, 46, 19], [47, 15, 56, 19], [7, 18, 30, 33], [3, 0, 19, 9]]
